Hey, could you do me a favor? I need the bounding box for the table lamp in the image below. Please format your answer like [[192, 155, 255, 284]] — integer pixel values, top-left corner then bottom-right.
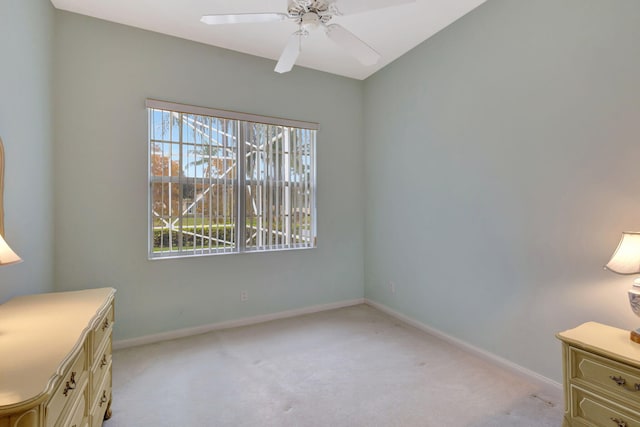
[[0, 137, 22, 266], [605, 231, 640, 343], [0, 234, 21, 266]]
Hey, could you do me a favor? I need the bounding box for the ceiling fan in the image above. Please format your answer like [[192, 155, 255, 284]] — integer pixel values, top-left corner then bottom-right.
[[201, 0, 414, 74]]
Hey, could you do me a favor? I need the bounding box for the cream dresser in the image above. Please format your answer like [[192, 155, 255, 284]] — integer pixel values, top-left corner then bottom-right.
[[0, 288, 115, 427], [558, 322, 640, 427]]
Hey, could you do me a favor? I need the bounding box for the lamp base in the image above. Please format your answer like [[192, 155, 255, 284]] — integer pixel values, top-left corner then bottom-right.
[[630, 330, 640, 344]]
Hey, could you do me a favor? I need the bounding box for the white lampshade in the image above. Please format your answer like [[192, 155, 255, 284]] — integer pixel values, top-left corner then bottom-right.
[[605, 232, 640, 275], [0, 233, 21, 266]]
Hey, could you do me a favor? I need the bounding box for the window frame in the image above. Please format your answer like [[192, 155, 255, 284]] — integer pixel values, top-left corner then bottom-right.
[[147, 99, 318, 260]]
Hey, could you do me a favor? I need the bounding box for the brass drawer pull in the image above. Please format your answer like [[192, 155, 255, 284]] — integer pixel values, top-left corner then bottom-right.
[[609, 375, 640, 391], [62, 372, 77, 396], [611, 417, 627, 427], [99, 391, 108, 407], [101, 318, 110, 331], [610, 375, 626, 386], [100, 354, 108, 368]]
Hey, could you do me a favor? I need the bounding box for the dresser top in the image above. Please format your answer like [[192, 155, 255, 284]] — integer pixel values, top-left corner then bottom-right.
[[0, 288, 115, 408], [557, 321, 640, 368]]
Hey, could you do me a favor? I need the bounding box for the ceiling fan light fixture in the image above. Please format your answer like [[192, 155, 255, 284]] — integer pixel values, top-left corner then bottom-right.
[[301, 12, 320, 28]]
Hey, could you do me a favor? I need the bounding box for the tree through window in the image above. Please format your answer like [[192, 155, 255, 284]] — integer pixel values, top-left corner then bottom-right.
[[147, 100, 317, 259]]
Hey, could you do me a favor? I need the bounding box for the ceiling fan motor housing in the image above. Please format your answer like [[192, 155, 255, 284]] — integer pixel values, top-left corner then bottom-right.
[[289, 0, 334, 26]]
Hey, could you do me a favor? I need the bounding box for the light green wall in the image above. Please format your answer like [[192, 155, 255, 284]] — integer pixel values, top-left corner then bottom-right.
[[363, 0, 640, 381], [53, 12, 364, 341], [0, 0, 55, 301]]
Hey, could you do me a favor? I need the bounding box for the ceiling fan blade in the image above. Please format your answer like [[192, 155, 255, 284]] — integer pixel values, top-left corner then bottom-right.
[[200, 13, 288, 25], [324, 24, 380, 66], [331, 0, 415, 16], [274, 33, 303, 73]]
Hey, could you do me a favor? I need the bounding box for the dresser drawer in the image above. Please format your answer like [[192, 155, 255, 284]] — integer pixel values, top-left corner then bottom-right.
[[92, 304, 114, 358], [571, 385, 640, 427], [571, 347, 640, 405], [91, 339, 112, 393], [58, 380, 86, 427], [45, 348, 86, 427], [90, 362, 112, 427]]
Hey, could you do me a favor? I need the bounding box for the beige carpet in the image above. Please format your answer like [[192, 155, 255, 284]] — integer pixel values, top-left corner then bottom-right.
[[104, 305, 563, 426]]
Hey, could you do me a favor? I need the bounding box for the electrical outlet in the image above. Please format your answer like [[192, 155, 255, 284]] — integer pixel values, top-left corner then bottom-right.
[[240, 290, 248, 302], [389, 281, 396, 294]]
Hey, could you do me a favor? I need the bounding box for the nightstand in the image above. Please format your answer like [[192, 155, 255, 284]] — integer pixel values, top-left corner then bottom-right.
[[557, 322, 640, 427]]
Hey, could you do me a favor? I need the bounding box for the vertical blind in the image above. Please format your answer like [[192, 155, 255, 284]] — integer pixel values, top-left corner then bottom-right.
[[147, 99, 318, 259]]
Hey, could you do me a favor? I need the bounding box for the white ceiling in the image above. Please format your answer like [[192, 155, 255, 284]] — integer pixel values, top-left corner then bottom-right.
[[50, 0, 486, 80]]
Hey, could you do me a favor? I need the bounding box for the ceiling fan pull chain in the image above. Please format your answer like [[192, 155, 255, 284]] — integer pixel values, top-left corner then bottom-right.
[[297, 24, 304, 53]]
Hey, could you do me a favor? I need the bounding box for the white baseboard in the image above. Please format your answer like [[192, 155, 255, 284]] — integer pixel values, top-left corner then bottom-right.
[[364, 298, 562, 391], [113, 298, 365, 350]]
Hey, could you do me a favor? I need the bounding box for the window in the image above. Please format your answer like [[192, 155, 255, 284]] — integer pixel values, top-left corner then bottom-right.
[[147, 99, 317, 259]]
